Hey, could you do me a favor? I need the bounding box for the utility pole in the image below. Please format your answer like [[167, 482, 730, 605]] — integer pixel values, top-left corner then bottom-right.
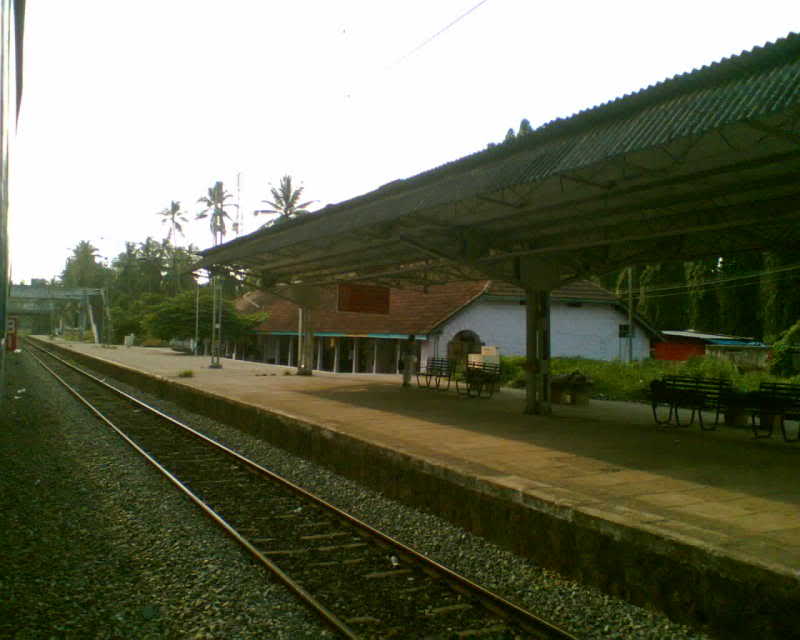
[[210, 269, 223, 369], [235, 172, 243, 237], [628, 267, 634, 362], [194, 279, 200, 355]]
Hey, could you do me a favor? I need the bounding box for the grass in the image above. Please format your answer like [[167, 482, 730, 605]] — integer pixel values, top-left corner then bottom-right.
[[177, 369, 194, 378], [500, 355, 800, 402]]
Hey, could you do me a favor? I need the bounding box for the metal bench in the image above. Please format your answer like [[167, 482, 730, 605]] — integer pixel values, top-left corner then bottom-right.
[[649, 375, 734, 430], [416, 358, 455, 391], [752, 382, 800, 442], [456, 361, 501, 399]]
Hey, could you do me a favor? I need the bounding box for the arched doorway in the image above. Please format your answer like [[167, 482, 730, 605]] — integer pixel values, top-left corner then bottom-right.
[[447, 329, 482, 364]]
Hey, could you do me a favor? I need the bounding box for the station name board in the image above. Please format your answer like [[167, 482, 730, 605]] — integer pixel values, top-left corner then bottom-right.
[[337, 283, 390, 315]]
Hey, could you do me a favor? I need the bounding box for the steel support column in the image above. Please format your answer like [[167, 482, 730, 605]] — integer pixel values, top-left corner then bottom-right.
[[297, 306, 314, 375], [209, 275, 223, 369], [524, 288, 551, 415]]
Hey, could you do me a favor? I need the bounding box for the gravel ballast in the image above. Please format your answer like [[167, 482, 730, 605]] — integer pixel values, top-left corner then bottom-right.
[[2, 348, 711, 639], [0, 351, 331, 639]]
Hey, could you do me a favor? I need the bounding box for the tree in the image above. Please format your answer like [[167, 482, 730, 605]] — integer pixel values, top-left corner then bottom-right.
[[111, 242, 142, 298], [142, 288, 265, 343], [716, 251, 762, 338], [197, 181, 237, 245], [163, 244, 199, 294], [158, 200, 187, 245], [636, 261, 690, 330], [503, 127, 516, 143], [136, 237, 166, 294], [255, 175, 314, 225], [685, 258, 720, 332], [760, 250, 800, 341], [61, 241, 110, 288], [518, 118, 533, 136]]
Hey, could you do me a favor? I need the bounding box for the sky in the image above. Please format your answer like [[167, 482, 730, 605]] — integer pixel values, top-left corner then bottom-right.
[[9, 0, 800, 283]]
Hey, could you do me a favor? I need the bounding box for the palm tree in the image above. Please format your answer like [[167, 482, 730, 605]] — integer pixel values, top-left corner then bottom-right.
[[158, 200, 187, 246], [254, 175, 314, 226], [158, 200, 188, 294], [197, 181, 237, 246], [137, 237, 166, 294], [111, 242, 141, 298], [197, 181, 237, 369], [61, 240, 105, 288]]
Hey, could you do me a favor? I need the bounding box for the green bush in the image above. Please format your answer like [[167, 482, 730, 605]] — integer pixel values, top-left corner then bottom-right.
[[769, 319, 800, 377], [682, 355, 738, 379], [499, 354, 798, 402]]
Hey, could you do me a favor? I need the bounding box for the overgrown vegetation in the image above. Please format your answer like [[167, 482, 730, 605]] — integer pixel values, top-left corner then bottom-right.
[[500, 355, 800, 402], [142, 289, 265, 343], [768, 319, 800, 377]]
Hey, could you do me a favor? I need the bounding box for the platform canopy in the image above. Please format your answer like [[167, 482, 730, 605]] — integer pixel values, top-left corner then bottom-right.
[[198, 34, 800, 292]]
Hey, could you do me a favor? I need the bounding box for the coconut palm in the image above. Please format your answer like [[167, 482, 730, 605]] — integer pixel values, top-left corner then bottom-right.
[[197, 181, 237, 245], [158, 200, 187, 245], [254, 175, 314, 225], [158, 200, 188, 294]]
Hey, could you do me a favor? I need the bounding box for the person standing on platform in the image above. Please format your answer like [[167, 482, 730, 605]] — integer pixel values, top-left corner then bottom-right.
[[401, 334, 417, 388]]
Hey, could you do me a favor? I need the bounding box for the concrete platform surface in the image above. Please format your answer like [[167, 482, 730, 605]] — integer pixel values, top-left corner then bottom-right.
[[46, 340, 800, 577]]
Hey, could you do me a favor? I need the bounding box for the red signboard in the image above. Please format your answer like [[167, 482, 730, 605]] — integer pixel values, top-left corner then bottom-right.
[[337, 284, 390, 314]]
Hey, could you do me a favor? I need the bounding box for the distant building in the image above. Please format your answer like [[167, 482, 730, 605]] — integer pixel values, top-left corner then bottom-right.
[[654, 330, 769, 369], [235, 280, 658, 373]]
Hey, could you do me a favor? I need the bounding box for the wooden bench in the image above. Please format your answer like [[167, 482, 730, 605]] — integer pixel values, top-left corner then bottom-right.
[[751, 382, 800, 442], [416, 358, 455, 391], [649, 375, 734, 430], [456, 362, 501, 399]]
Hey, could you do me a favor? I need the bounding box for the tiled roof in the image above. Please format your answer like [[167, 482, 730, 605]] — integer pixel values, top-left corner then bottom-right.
[[238, 280, 623, 335], [238, 281, 488, 336], [486, 279, 617, 302]]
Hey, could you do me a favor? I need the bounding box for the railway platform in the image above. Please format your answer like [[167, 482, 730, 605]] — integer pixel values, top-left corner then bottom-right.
[[34, 338, 800, 638]]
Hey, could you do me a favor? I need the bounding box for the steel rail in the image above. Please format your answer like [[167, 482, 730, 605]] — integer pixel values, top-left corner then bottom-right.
[[27, 344, 359, 640], [28, 339, 578, 640]]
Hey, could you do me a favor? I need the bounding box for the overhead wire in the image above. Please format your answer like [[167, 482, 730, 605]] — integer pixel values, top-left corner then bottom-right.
[[387, 0, 490, 69], [614, 262, 800, 300]]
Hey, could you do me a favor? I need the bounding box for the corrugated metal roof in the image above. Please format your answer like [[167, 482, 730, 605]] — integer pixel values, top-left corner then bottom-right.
[[200, 33, 800, 288], [662, 330, 755, 342], [335, 32, 800, 205]]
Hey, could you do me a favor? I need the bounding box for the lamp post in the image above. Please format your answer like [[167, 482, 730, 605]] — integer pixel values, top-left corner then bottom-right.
[[194, 279, 200, 355], [209, 269, 223, 369]]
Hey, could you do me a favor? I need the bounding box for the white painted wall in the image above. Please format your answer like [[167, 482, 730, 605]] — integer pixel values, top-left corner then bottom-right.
[[421, 298, 651, 362]]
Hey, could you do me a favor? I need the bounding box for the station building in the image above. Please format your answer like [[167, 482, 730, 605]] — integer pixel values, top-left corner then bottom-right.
[[236, 279, 658, 372]]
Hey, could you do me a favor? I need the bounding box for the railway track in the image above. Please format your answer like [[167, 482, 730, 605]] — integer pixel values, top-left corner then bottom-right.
[[27, 340, 577, 640]]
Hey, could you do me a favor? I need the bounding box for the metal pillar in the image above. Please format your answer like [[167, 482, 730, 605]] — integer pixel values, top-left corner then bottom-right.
[[194, 282, 200, 354], [296, 308, 303, 369], [209, 274, 223, 369], [372, 339, 378, 374], [297, 306, 314, 375], [627, 267, 634, 362], [524, 288, 551, 415], [352, 338, 358, 373], [333, 338, 340, 374]]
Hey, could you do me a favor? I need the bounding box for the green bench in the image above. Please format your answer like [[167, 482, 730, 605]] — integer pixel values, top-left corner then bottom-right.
[[649, 375, 734, 430], [752, 382, 800, 442], [456, 362, 501, 399], [417, 358, 456, 391]]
